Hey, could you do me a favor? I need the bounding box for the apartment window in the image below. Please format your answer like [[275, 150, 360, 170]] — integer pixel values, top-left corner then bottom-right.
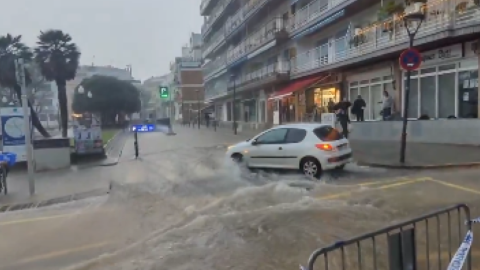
[[316, 39, 328, 65], [334, 28, 348, 60]]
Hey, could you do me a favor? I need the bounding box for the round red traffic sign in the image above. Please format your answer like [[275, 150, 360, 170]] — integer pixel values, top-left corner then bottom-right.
[[399, 48, 422, 71]]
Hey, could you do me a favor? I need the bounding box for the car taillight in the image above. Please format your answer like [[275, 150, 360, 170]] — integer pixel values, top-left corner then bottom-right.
[[315, 143, 333, 151]]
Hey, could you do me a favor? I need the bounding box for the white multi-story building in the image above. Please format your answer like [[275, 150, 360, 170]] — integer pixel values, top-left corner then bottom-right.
[[143, 74, 174, 118], [200, 0, 480, 129]]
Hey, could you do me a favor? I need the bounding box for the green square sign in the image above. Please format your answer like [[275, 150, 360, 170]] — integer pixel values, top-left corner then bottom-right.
[[159, 86, 169, 99]]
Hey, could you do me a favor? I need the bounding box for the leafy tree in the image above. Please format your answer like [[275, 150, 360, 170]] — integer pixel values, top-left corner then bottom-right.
[[72, 75, 141, 124], [0, 34, 50, 137], [34, 30, 80, 137]]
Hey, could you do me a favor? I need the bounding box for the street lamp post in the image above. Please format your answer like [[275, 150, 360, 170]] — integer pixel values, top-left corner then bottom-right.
[[230, 74, 237, 135], [195, 89, 200, 129], [14, 58, 35, 195], [400, 11, 425, 164]]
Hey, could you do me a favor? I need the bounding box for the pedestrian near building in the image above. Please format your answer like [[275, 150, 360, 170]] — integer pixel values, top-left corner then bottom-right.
[[381, 90, 393, 120], [351, 95, 366, 121], [334, 98, 352, 138]]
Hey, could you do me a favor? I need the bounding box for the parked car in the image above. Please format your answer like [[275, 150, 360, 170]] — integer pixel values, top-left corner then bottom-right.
[[225, 123, 352, 178]]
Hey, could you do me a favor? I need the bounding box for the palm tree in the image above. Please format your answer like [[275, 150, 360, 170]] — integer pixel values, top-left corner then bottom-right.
[[0, 34, 50, 137], [34, 30, 80, 138]]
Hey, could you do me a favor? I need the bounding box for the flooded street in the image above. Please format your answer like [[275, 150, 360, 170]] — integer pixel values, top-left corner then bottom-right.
[[1, 130, 479, 270]]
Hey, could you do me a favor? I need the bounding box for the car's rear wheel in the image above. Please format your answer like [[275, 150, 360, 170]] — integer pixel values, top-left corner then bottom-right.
[[301, 157, 322, 179]]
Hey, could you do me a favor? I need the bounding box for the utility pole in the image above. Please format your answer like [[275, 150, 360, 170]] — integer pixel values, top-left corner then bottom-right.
[[15, 58, 35, 195]]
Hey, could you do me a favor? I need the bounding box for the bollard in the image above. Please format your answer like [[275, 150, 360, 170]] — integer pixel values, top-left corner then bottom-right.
[[134, 131, 139, 158]]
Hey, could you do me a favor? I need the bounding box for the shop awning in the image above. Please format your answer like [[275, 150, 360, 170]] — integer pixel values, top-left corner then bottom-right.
[[268, 75, 330, 100]]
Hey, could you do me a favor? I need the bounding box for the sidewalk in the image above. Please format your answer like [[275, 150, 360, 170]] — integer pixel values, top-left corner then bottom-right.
[[351, 141, 480, 168], [0, 165, 117, 208], [179, 124, 480, 168]]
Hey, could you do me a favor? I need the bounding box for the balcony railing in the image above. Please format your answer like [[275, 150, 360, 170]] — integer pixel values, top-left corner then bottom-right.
[[226, 17, 286, 64], [200, 0, 211, 13], [291, 0, 480, 74], [289, 0, 348, 32], [203, 54, 227, 80], [225, 0, 270, 36], [201, 0, 234, 35], [230, 61, 290, 87], [202, 29, 225, 59]]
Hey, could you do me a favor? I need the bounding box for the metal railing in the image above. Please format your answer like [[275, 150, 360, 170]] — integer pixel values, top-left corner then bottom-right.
[[225, 0, 270, 36], [291, 0, 480, 74], [229, 61, 290, 87], [202, 29, 225, 59], [203, 54, 227, 80], [201, 0, 234, 35], [226, 17, 286, 64], [289, 0, 348, 31], [200, 0, 211, 13], [305, 204, 472, 270]]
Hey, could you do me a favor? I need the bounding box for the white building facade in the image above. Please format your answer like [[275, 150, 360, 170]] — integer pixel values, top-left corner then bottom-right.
[[200, 0, 480, 129]]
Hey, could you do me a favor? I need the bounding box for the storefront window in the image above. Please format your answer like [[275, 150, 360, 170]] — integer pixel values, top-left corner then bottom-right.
[[226, 102, 232, 121], [407, 78, 419, 118], [404, 61, 478, 118], [458, 70, 478, 118], [348, 79, 393, 120], [420, 76, 436, 117], [314, 87, 339, 113], [243, 100, 256, 122], [259, 100, 266, 122], [438, 73, 455, 118], [371, 84, 383, 120]]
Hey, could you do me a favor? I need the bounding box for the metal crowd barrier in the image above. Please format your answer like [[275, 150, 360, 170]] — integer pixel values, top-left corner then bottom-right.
[[305, 204, 472, 270]]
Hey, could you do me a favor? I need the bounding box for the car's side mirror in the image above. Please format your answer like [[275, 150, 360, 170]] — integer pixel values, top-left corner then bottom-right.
[[251, 139, 258, 145]]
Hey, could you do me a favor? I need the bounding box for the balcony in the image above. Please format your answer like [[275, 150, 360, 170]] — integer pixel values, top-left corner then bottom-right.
[[202, 29, 226, 59], [225, 0, 271, 37], [291, 0, 480, 75], [203, 54, 227, 80], [289, 0, 348, 33], [201, 0, 234, 36], [229, 61, 290, 91], [200, 0, 213, 15], [226, 17, 288, 65], [177, 57, 202, 68]]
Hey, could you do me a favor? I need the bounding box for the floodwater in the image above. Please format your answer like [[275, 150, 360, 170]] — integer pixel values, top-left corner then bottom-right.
[[55, 150, 407, 270], [2, 146, 477, 270]]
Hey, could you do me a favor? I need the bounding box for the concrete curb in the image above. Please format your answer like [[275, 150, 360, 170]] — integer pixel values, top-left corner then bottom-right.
[[357, 161, 480, 169], [0, 188, 109, 213]]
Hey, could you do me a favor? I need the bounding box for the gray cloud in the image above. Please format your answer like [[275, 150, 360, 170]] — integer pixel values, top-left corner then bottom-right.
[[0, 0, 202, 80]]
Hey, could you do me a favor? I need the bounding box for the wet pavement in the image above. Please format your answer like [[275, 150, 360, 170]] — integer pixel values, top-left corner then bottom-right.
[[0, 127, 479, 270]]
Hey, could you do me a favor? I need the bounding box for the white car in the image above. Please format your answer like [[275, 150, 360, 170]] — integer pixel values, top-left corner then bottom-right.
[[226, 123, 352, 178]]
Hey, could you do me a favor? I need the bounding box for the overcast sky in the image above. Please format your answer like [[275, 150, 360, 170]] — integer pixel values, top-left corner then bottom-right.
[[1, 0, 203, 80]]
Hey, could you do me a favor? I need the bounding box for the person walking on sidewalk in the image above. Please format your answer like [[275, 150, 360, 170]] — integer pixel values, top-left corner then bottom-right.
[[352, 95, 366, 122], [381, 90, 393, 120], [334, 99, 352, 138]]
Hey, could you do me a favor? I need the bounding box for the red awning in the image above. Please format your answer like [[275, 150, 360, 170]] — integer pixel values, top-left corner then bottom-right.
[[269, 75, 329, 100]]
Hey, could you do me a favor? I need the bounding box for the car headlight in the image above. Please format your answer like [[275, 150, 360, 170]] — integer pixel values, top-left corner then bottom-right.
[[227, 145, 234, 150]]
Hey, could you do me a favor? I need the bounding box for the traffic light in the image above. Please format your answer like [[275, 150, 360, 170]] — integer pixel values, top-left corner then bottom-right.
[[159, 86, 169, 99]]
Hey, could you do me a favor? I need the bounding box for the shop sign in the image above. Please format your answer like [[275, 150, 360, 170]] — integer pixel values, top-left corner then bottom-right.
[[421, 44, 462, 65], [465, 41, 480, 58]]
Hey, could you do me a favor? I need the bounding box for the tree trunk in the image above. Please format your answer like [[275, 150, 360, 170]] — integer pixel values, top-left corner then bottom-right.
[[55, 79, 69, 138], [13, 84, 50, 138]]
